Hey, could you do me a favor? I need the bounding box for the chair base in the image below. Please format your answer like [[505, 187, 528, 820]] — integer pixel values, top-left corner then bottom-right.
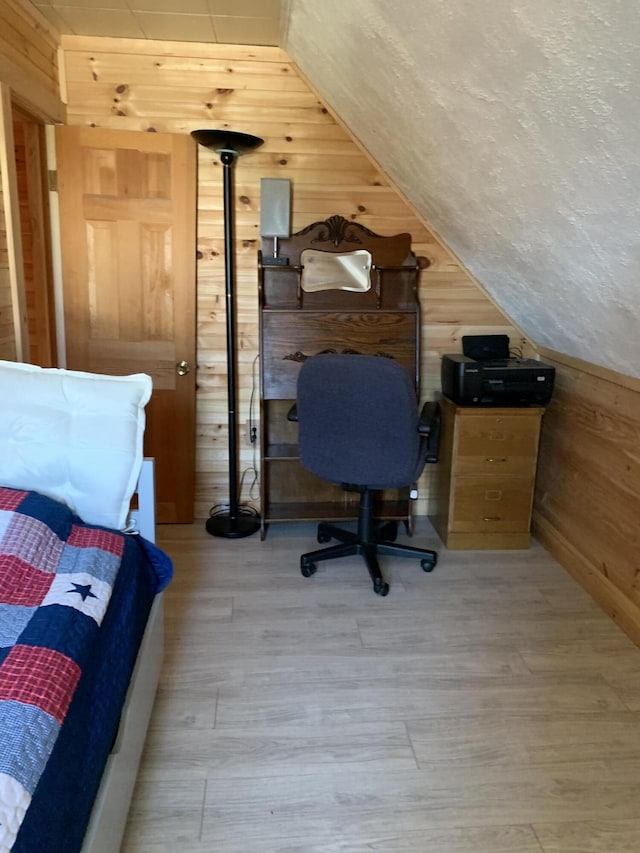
[[299, 491, 437, 596]]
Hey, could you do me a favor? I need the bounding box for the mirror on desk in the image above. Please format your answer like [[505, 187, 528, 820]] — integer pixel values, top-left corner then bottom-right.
[[300, 249, 372, 293]]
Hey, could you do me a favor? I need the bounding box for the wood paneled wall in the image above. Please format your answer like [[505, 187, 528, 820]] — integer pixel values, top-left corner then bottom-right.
[[0, 0, 59, 95], [0, 0, 63, 123], [534, 349, 640, 646], [59, 35, 530, 518]]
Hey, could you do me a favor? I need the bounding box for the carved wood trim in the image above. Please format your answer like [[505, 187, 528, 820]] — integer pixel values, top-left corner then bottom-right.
[[294, 214, 380, 247], [283, 348, 395, 363]]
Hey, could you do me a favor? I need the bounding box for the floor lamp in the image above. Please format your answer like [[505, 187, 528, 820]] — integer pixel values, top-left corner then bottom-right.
[[191, 129, 264, 538]]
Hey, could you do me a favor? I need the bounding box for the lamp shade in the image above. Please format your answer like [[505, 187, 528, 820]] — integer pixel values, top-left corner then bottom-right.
[[190, 129, 264, 155]]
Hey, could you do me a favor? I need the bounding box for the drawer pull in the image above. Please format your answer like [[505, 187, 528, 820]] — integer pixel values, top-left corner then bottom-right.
[[485, 457, 507, 463], [483, 516, 502, 522]]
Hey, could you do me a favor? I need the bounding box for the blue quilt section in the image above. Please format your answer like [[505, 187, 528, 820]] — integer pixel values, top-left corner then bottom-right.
[[0, 487, 173, 852]]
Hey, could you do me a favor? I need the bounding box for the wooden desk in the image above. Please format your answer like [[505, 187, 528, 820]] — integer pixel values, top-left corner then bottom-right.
[[258, 215, 421, 539]]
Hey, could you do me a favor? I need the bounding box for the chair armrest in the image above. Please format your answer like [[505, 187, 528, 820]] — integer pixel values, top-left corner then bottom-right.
[[418, 401, 441, 463], [287, 403, 298, 422]]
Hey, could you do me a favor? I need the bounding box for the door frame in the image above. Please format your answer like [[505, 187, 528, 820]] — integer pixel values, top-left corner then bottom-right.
[[12, 103, 57, 366], [0, 66, 65, 364]]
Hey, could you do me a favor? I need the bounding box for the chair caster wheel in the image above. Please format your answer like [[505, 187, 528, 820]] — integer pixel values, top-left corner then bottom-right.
[[301, 559, 317, 578], [373, 579, 390, 596], [421, 555, 437, 572], [316, 524, 332, 544]]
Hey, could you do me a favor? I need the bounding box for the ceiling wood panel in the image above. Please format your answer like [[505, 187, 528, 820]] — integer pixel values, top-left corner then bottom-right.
[[31, 0, 282, 46]]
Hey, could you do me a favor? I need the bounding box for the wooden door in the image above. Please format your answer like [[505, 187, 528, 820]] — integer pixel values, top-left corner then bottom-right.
[[56, 126, 197, 523]]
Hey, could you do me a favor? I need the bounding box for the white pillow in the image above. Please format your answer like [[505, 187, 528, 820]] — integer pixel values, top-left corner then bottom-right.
[[0, 360, 152, 529]]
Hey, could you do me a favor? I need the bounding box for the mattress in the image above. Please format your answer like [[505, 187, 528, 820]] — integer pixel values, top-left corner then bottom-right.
[[0, 488, 172, 853]]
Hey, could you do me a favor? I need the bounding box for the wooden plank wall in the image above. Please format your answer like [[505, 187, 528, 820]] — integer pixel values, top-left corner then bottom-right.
[[59, 35, 531, 518], [0, 0, 63, 122], [534, 349, 640, 646], [0, 0, 60, 97]]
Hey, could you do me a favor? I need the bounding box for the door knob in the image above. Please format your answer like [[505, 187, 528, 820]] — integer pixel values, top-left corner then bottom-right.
[[176, 360, 190, 376]]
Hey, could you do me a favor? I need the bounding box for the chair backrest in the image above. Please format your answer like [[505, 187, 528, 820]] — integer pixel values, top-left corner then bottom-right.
[[296, 353, 423, 489]]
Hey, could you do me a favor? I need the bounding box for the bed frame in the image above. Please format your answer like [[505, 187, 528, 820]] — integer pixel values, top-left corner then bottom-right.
[[81, 458, 164, 853]]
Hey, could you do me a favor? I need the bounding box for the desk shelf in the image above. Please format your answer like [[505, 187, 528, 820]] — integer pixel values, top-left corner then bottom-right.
[[263, 499, 411, 525]]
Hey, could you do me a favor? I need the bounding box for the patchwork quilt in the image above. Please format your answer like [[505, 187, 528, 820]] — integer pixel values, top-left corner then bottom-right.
[[0, 487, 168, 852]]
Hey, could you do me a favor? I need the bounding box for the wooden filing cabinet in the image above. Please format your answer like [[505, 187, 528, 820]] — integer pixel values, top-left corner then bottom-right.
[[430, 396, 544, 549]]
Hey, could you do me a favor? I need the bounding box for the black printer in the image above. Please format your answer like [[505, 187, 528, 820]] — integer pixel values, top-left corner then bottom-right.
[[441, 336, 555, 406]]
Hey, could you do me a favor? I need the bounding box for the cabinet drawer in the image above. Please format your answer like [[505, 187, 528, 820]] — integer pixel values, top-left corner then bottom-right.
[[449, 476, 533, 533], [261, 312, 417, 398], [455, 413, 541, 459], [455, 453, 537, 476]]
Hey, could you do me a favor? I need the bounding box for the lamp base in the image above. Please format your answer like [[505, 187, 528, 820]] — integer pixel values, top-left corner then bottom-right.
[[205, 511, 261, 539]]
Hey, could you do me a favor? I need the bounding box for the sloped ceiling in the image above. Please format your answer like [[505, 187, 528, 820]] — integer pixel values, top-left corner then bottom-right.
[[284, 0, 640, 378]]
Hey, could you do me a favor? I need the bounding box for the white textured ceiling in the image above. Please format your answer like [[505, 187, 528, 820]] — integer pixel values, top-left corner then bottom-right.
[[284, 0, 640, 377]]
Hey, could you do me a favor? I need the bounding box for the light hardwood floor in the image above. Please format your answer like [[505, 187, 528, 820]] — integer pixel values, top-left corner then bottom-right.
[[120, 519, 640, 853]]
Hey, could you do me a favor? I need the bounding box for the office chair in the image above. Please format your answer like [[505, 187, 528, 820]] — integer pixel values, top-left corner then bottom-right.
[[292, 353, 440, 596]]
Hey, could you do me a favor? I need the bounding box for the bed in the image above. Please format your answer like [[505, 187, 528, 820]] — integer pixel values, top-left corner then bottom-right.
[[0, 360, 173, 853]]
